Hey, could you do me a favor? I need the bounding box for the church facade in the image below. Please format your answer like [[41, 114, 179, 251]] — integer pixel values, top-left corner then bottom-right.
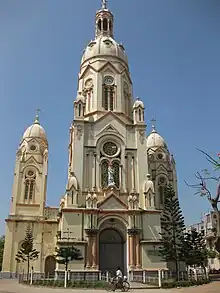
[[2, 2, 178, 278]]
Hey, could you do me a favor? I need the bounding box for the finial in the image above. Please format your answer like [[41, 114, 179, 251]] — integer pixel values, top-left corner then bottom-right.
[[101, 0, 108, 9], [151, 117, 156, 132], [34, 108, 41, 124]]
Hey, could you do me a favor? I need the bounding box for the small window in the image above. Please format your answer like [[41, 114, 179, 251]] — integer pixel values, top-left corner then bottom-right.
[[139, 109, 142, 121], [98, 19, 101, 30], [159, 186, 164, 205], [103, 18, 108, 31]]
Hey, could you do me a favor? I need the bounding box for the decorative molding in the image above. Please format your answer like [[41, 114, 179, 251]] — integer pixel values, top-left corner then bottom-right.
[[139, 130, 145, 144], [76, 125, 83, 140]]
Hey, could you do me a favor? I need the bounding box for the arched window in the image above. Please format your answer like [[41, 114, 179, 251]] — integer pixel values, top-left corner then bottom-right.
[[103, 18, 108, 31], [112, 161, 120, 188], [101, 160, 120, 188], [29, 180, 35, 199], [103, 87, 108, 110], [24, 179, 29, 200], [101, 160, 109, 188], [103, 86, 115, 111], [159, 186, 164, 205], [110, 88, 114, 111], [98, 19, 101, 30], [24, 170, 36, 200], [138, 109, 142, 121], [78, 103, 81, 117], [158, 176, 167, 205]]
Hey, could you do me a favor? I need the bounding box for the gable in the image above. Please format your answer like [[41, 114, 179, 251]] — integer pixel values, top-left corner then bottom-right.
[[156, 164, 168, 175], [98, 194, 128, 210], [79, 65, 96, 79], [96, 123, 124, 139]]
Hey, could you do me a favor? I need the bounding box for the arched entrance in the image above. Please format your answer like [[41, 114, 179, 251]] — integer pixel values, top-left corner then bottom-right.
[[45, 256, 56, 278], [99, 228, 125, 275]]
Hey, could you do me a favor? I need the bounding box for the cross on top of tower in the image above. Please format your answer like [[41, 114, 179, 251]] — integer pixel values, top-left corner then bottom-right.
[[102, 0, 108, 9], [34, 108, 41, 124]]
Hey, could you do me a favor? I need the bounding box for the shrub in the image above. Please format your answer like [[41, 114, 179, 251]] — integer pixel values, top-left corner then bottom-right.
[[22, 279, 107, 289], [162, 279, 210, 288]]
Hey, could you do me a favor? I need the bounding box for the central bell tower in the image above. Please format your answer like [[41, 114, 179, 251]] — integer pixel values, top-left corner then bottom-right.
[[74, 0, 133, 122]]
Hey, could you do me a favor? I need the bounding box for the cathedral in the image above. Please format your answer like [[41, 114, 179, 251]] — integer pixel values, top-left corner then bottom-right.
[[2, 1, 178, 279]]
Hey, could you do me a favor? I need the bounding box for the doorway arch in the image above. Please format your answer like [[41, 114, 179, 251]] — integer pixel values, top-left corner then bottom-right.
[[99, 228, 125, 275], [45, 255, 56, 277]]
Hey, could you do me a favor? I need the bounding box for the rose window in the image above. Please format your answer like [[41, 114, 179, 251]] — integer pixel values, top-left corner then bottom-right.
[[103, 142, 118, 157]]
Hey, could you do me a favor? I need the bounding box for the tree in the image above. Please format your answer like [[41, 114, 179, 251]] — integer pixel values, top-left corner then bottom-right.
[[185, 149, 220, 252], [158, 184, 185, 279], [15, 226, 39, 278], [183, 228, 209, 273], [0, 235, 5, 271], [55, 246, 83, 288]]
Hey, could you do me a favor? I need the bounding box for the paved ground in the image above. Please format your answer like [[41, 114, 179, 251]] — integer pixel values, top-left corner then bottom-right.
[[0, 279, 219, 293]]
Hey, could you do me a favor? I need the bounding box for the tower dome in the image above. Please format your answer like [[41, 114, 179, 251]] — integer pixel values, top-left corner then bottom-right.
[[133, 97, 145, 109], [22, 112, 47, 142], [146, 120, 167, 149]]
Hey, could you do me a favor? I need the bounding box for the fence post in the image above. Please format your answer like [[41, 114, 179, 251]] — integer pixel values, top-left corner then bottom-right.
[[30, 268, 33, 285], [99, 271, 101, 280], [143, 270, 146, 283], [194, 269, 197, 281], [130, 270, 133, 282], [161, 270, 164, 280], [64, 270, 67, 288], [106, 271, 109, 282], [158, 270, 162, 288]]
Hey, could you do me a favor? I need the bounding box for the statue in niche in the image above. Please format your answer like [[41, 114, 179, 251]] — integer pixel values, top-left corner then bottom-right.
[[108, 161, 115, 186]]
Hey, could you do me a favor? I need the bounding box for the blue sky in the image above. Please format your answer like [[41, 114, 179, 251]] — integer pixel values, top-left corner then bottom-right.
[[0, 0, 220, 236]]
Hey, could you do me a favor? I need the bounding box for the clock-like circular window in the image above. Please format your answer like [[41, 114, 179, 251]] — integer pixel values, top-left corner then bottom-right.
[[104, 76, 114, 85], [27, 170, 34, 177], [30, 144, 37, 151], [157, 153, 163, 160], [103, 142, 118, 157]]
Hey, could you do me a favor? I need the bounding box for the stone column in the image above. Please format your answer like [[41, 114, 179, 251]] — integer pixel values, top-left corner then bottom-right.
[[93, 153, 97, 190], [125, 155, 128, 192], [135, 234, 141, 269], [128, 230, 135, 269], [132, 156, 136, 191], [86, 153, 89, 191], [86, 236, 92, 269], [128, 234, 133, 268], [85, 229, 98, 270], [92, 234, 98, 269]]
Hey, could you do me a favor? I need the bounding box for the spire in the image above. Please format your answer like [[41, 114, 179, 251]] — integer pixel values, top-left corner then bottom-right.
[[101, 0, 108, 9], [151, 117, 156, 133], [34, 108, 40, 124]]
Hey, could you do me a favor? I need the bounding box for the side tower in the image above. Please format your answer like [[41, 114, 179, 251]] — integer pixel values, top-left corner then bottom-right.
[[146, 120, 178, 208], [2, 113, 57, 277]]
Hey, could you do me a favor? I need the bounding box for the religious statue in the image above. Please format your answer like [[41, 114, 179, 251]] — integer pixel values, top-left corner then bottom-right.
[[108, 161, 115, 186]]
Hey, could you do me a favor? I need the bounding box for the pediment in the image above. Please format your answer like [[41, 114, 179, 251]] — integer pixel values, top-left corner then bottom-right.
[[156, 164, 168, 175], [96, 111, 126, 126], [96, 123, 124, 139], [79, 64, 96, 79], [98, 193, 128, 210], [99, 62, 121, 75]]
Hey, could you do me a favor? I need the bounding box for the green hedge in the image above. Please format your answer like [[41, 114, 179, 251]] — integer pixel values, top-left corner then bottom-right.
[[162, 278, 210, 288], [21, 279, 107, 288]]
